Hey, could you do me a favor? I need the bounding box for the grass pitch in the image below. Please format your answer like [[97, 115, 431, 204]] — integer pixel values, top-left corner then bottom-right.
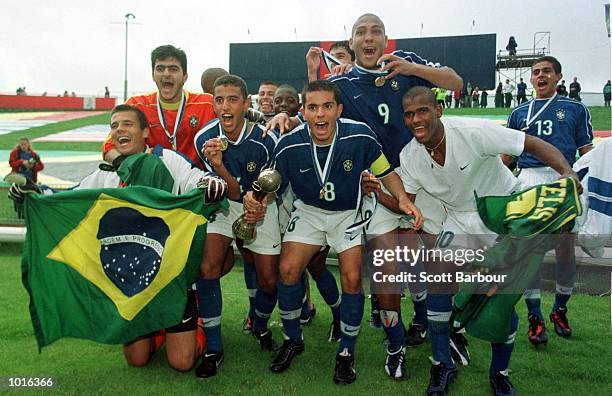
[[1, 243, 610, 395]]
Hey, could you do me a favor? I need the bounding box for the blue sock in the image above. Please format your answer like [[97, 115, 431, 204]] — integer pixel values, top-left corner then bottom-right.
[[427, 293, 453, 366], [338, 292, 364, 355], [411, 290, 427, 326], [197, 277, 223, 353], [490, 310, 518, 376], [277, 281, 303, 341], [381, 309, 405, 350], [553, 253, 575, 311], [253, 289, 277, 332], [243, 261, 257, 319], [524, 289, 543, 320], [314, 268, 341, 321]]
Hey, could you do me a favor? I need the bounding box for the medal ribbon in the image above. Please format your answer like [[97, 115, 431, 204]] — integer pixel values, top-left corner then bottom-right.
[[345, 172, 378, 236], [157, 91, 186, 150], [308, 122, 338, 192], [524, 94, 557, 129], [218, 119, 251, 147]]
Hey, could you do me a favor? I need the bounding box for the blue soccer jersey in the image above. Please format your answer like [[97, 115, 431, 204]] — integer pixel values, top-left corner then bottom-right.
[[274, 118, 392, 211], [508, 95, 593, 168], [194, 119, 277, 201], [329, 50, 441, 168]]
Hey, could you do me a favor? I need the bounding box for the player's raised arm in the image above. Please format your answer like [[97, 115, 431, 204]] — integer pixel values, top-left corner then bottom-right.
[[378, 53, 463, 91], [523, 135, 580, 186]]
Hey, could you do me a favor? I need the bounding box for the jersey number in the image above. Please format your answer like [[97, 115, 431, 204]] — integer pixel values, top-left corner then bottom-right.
[[323, 182, 335, 202], [378, 103, 389, 125], [534, 120, 553, 136]]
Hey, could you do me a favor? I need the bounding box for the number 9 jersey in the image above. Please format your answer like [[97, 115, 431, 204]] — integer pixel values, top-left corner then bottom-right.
[[507, 95, 593, 168]]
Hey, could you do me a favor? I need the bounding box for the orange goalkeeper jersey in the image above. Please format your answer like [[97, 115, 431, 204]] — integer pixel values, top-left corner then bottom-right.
[[103, 90, 215, 167]]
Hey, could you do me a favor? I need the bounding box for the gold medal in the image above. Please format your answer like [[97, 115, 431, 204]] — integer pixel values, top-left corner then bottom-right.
[[219, 137, 229, 152], [319, 188, 325, 200], [374, 76, 386, 87]]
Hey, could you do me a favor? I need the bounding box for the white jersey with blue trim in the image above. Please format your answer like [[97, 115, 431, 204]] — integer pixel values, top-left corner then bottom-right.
[[329, 50, 441, 168], [193, 119, 277, 202], [507, 94, 593, 168], [274, 118, 391, 211]]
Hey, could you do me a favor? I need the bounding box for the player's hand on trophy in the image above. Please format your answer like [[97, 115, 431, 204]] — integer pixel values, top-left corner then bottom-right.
[[377, 53, 419, 80], [398, 195, 423, 230], [361, 171, 381, 197], [197, 176, 228, 203], [203, 139, 223, 168], [242, 190, 266, 223]]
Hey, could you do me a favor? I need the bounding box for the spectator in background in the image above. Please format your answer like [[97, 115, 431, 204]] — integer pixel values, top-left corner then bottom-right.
[[434, 87, 446, 108], [445, 89, 452, 108], [471, 87, 479, 108], [516, 77, 527, 104], [556, 80, 568, 97], [41, 92, 47, 97], [63, 90, 69, 97], [465, 81, 473, 107], [569, 77, 581, 101], [503, 79, 515, 107], [604, 80, 611, 107], [506, 36, 517, 56], [495, 82, 503, 108], [104, 86, 110, 98], [480, 88, 488, 108], [453, 89, 461, 108], [71, 92, 77, 97], [9, 137, 44, 183]]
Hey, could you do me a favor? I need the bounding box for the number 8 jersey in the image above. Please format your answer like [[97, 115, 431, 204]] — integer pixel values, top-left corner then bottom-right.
[[274, 118, 392, 211], [507, 94, 593, 168]]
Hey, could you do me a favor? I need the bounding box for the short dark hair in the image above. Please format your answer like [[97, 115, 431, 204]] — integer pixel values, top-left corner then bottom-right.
[[259, 81, 278, 89], [201, 67, 229, 94], [402, 86, 438, 107], [151, 45, 187, 73], [301, 80, 340, 105], [330, 40, 355, 61], [111, 104, 148, 129], [533, 56, 562, 74], [274, 84, 299, 100], [214, 74, 249, 100]]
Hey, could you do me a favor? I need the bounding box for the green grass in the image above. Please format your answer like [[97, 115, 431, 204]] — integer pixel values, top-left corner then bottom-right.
[[1, 244, 610, 395], [0, 112, 110, 152]]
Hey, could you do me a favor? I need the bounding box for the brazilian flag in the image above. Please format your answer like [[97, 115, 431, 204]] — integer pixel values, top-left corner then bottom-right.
[[452, 178, 582, 343], [22, 186, 225, 350]]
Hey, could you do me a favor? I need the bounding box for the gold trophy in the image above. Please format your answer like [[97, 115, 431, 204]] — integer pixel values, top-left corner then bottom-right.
[[232, 168, 282, 241]]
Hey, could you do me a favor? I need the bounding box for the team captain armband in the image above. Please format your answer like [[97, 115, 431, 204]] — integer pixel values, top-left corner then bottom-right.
[[370, 153, 392, 178]]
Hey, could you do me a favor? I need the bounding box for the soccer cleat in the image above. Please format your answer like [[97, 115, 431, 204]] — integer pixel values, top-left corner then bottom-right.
[[269, 339, 305, 373], [550, 306, 572, 337], [527, 313, 548, 346], [253, 329, 277, 352], [300, 305, 316, 325], [384, 345, 407, 380], [370, 309, 382, 329], [195, 351, 224, 378], [328, 320, 341, 342], [489, 370, 517, 396], [333, 350, 357, 385], [404, 322, 427, 347], [242, 316, 253, 334], [449, 331, 470, 366], [427, 360, 458, 396]]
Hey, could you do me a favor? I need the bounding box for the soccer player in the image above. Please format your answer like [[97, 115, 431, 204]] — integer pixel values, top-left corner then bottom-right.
[[251, 80, 421, 384], [258, 81, 278, 121], [506, 56, 593, 347], [298, 13, 462, 379], [10, 104, 227, 372], [201, 67, 230, 95], [396, 86, 579, 396], [192, 75, 280, 378], [102, 45, 216, 168]]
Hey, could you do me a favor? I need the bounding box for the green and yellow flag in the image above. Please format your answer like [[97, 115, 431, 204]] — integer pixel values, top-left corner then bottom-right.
[[452, 178, 582, 343], [22, 186, 225, 350]]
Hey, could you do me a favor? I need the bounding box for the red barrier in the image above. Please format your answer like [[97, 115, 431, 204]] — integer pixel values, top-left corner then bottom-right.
[[0, 95, 116, 110]]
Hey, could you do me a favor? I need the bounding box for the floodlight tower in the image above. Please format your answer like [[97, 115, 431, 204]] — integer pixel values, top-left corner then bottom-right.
[[123, 13, 136, 102]]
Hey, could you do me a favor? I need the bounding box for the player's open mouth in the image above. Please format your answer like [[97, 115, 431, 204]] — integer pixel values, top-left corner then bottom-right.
[[313, 121, 329, 132], [537, 80, 548, 87], [117, 136, 131, 145], [411, 125, 426, 137], [363, 47, 376, 56]]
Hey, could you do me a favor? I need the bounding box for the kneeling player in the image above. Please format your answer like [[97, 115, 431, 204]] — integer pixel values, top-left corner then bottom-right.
[[192, 75, 280, 378], [10, 104, 228, 371], [246, 80, 421, 384]]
